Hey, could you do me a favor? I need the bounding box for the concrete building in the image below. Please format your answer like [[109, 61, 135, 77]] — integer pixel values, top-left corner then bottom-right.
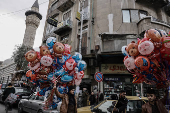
[[42, 0, 170, 96]]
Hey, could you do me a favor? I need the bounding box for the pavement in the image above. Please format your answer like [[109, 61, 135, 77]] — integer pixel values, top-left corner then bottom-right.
[[0, 102, 18, 113]]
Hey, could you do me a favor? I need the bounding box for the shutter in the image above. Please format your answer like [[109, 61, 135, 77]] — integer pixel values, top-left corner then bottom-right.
[[77, 34, 80, 52]]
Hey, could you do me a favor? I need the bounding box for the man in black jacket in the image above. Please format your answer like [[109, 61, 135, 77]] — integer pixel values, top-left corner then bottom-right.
[[113, 90, 128, 113]]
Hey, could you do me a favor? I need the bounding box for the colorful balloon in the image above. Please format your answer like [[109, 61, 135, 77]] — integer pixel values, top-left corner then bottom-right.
[[135, 56, 150, 71]]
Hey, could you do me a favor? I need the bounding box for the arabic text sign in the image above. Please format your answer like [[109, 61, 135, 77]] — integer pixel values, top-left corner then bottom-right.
[[101, 64, 129, 74]]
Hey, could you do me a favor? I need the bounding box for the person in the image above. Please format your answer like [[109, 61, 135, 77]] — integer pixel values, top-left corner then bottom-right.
[[142, 88, 168, 113], [2, 83, 15, 111], [2, 83, 15, 101], [55, 85, 77, 113], [82, 88, 88, 107], [112, 90, 128, 113], [89, 91, 96, 105], [99, 92, 104, 102]]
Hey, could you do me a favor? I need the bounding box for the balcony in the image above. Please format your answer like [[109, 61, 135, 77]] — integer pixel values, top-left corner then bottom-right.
[[48, 8, 60, 18], [57, 0, 74, 12], [135, 0, 169, 8], [54, 18, 72, 35], [137, 16, 170, 37]]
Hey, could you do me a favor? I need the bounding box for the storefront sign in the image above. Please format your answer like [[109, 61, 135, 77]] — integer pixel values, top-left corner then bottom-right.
[[101, 64, 129, 74], [76, 11, 81, 21], [104, 78, 120, 81]]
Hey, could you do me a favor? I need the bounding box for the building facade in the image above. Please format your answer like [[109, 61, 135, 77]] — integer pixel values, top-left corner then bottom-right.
[[42, 0, 170, 96]]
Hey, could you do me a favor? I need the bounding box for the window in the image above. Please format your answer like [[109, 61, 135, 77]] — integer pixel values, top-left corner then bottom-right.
[[130, 10, 139, 22], [122, 9, 148, 23], [139, 10, 148, 19], [80, 0, 88, 11], [63, 10, 71, 21], [122, 10, 130, 23]]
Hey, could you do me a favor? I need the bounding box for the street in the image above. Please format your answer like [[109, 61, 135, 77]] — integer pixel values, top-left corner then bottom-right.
[[0, 103, 18, 113]]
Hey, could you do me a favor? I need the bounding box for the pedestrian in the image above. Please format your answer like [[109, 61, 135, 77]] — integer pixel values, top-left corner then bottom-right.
[[2, 83, 15, 111], [99, 92, 104, 102], [142, 88, 168, 113], [2, 83, 15, 101], [82, 88, 88, 107], [112, 90, 128, 113], [55, 85, 77, 113], [89, 91, 96, 105]]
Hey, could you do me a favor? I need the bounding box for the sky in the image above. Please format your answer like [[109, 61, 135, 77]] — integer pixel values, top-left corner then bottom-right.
[[0, 0, 49, 61]]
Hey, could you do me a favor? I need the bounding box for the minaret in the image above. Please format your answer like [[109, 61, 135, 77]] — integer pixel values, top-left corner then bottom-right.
[[23, 0, 42, 47]]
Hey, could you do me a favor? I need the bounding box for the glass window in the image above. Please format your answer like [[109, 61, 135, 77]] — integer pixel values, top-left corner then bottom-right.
[[139, 10, 147, 19], [130, 10, 139, 22], [122, 10, 130, 23], [80, 0, 88, 11], [29, 94, 36, 100], [63, 10, 71, 21]]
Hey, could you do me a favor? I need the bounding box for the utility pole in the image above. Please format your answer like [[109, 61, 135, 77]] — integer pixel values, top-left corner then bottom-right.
[[79, 0, 84, 54]]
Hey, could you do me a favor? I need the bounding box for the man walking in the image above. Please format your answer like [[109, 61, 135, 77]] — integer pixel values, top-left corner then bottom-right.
[[142, 88, 168, 113]]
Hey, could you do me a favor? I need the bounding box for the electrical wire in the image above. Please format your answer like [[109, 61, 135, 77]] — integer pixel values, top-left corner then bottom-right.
[[0, 0, 49, 17]]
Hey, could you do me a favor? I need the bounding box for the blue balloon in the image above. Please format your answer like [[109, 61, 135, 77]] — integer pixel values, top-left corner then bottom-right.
[[77, 60, 87, 72], [46, 37, 56, 50], [72, 52, 82, 63], [54, 68, 67, 77], [57, 55, 67, 66], [61, 75, 73, 83]]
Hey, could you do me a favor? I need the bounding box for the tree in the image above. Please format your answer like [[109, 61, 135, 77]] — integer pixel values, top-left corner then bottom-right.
[[12, 44, 32, 71]]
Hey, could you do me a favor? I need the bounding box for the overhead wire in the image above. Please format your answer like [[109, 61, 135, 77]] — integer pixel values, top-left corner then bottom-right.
[[0, 0, 49, 17]]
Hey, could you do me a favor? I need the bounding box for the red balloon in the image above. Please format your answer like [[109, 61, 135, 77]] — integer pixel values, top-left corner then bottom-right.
[[26, 70, 37, 80], [161, 37, 170, 61], [135, 56, 150, 71], [63, 44, 72, 55]]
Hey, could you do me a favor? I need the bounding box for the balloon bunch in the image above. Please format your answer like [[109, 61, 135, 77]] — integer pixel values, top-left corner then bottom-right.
[[122, 29, 170, 89], [24, 37, 86, 109]]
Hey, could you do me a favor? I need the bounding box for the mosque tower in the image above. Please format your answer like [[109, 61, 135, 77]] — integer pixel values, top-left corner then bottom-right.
[[23, 0, 42, 47]]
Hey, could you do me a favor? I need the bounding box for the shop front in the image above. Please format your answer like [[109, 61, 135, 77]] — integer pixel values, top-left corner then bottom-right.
[[101, 64, 141, 96]]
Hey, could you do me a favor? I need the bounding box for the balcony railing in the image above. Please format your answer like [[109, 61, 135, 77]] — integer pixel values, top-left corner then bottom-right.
[[54, 18, 72, 35], [137, 16, 170, 37], [57, 0, 74, 12], [135, 0, 169, 8]]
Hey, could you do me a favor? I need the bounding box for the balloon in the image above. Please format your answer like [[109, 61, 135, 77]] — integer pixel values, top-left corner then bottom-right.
[[77, 60, 87, 72], [63, 44, 72, 55], [161, 37, 170, 61], [126, 41, 139, 56], [75, 79, 82, 86], [121, 46, 129, 56], [46, 37, 57, 50], [26, 70, 37, 81], [63, 58, 77, 71], [61, 75, 73, 83], [53, 42, 65, 59], [74, 71, 84, 80], [135, 56, 150, 71], [56, 55, 67, 67], [40, 55, 53, 66], [39, 46, 51, 56], [138, 39, 154, 55], [159, 29, 167, 37], [132, 76, 144, 84], [28, 62, 40, 70], [145, 29, 161, 42], [54, 68, 67, 77], [72, 52, 82, 63], [123, 56, 135, 69]]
